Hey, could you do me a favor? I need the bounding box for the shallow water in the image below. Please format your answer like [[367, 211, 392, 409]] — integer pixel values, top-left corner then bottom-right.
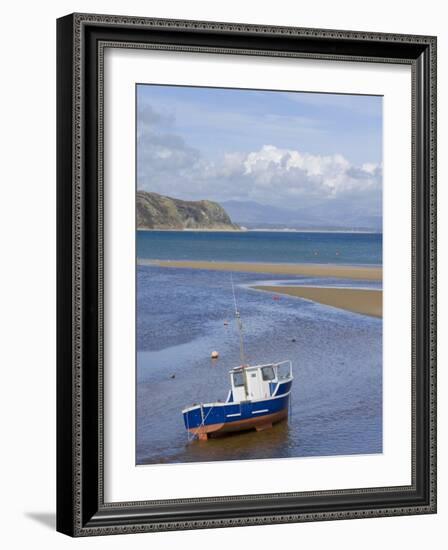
[[136, 266, 382, 465]]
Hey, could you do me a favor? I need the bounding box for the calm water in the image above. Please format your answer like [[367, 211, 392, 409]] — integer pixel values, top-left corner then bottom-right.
[[137, 230, 382, 265], [136, 232, 382, 465]]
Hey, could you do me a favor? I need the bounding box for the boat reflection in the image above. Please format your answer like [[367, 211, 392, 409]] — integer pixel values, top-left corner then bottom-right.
[[179, 418, 293, 463]]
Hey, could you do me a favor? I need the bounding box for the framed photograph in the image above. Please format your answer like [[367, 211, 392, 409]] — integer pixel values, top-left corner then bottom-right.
[[56, 13, 437, 536]]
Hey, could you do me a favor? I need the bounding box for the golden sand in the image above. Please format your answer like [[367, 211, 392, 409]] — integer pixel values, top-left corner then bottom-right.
[[143, 259, 382, 282], [253, 286, 382, 318]]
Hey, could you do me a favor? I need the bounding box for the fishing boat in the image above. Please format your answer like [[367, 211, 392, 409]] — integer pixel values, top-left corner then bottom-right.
[[182, 278, 293, 440]]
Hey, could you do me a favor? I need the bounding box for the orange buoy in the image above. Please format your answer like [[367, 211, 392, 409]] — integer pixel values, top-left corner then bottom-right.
[[211, 351, 219, 359]]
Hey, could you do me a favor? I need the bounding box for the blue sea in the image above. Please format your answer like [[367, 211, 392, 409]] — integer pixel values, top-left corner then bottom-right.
[[136, 231, 382, 465], [137, 230, 382, 264]]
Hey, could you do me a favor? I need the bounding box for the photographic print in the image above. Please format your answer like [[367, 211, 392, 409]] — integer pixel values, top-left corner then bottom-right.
[[136, 84, 383, 465]]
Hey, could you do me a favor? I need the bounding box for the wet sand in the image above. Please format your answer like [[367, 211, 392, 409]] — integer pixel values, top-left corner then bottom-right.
[[143, 259, 382, 282], [253, 285, 382, 318]]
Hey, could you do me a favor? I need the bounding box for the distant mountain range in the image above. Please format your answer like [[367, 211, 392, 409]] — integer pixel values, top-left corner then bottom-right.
[[220, 200, 382, 232], [136, 192, 381, 232], [137, 191, 239, 230]]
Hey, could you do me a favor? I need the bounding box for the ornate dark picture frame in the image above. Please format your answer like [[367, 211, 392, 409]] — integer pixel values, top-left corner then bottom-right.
[[56, 13, 437, 537]]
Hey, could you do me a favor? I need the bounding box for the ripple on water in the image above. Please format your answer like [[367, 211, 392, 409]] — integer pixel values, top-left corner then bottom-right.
[[136, 266, 382, 465]]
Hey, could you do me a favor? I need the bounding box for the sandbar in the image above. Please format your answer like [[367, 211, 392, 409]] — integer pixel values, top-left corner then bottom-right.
[[253, 285, 382, 318], [142, 259, 382, 282]]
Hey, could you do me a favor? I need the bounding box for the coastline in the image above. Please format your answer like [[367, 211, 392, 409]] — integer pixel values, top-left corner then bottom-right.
[[137, 228, 382, 234], [137, 227, 241, 232], [253, 285, 382, 318], [139, 259, 382, 282]]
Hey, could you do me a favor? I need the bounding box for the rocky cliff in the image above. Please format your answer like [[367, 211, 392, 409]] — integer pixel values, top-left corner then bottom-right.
[[136, 191, 240, 230]]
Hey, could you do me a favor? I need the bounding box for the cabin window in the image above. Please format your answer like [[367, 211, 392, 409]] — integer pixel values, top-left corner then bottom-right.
[[233, 372, 244, 387], [262, 366, 275, 381]]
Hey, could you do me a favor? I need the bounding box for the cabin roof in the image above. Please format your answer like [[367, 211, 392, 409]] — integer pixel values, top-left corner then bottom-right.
[[229, 363, 273, 373]]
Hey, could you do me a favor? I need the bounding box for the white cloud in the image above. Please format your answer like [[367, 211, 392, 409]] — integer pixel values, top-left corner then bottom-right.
[[242, 145, 363, 196], [139, 138, 381, 207]]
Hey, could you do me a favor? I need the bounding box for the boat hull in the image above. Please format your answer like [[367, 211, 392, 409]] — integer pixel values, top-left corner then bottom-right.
[[183, 392, 290, 440], [188, 409, 288, 440]]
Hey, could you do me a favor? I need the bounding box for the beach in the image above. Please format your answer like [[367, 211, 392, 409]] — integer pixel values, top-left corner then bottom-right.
[[141, 259, 382, 282]]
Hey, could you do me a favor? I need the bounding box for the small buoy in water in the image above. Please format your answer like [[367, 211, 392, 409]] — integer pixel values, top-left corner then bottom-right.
[[211, 351, 219, 359], [223, 320, 229, 326], [273, 295, 280, 301], [170, 374, 175, 379], [291, 338, 296, 342]]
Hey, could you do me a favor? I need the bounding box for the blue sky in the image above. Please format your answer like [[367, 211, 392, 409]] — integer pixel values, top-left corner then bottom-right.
[[137, 84, 382, 228]]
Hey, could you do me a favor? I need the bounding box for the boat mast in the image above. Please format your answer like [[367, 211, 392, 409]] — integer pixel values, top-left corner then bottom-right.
[[231, 275, 249, 399]]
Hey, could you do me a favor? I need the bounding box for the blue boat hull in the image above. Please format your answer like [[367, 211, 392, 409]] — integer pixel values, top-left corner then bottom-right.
[[183, 392, 290, 440]]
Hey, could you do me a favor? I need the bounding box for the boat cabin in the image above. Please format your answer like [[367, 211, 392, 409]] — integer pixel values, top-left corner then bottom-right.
[[228, 361, 292, 402]]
